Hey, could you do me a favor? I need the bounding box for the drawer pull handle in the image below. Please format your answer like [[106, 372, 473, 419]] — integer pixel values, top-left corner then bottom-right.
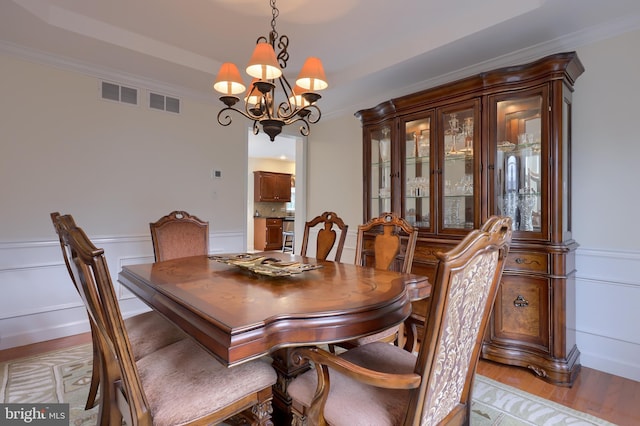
[[513, 257, 541, 266], [514, 295, 529, 307]]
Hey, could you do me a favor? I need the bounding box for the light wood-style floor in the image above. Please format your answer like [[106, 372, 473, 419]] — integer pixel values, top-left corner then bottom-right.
[[1, 333, 638, 425]]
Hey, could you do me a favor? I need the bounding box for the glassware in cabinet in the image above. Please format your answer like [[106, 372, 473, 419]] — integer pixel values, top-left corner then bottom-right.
[[440, 104, 478, 231], [368, 125, 393, 218], [494, 93, 544, 233], [404, 117, 431, 229]]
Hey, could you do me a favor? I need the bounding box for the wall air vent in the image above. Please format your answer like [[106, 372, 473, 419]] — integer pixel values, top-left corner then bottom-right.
[[101, 81, 138, 105], [149, 92, 180, 114]]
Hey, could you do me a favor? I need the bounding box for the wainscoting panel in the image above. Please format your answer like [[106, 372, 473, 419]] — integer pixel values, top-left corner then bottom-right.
[[575, 247, 640, 382], [0, 232, 244, 350]]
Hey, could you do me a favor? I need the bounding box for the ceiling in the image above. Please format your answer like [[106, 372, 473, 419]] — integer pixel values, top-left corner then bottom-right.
[[2, 0, 640, 159]]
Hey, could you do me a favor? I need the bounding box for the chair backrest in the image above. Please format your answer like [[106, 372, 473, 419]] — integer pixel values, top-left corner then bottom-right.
[[407, 216, 512, 425], [53, 213, 153, 425], [300, 211, 348, 261], [354, 212, 418, 273], [51, 212, 79, 287], [150, 210, 209, 261]]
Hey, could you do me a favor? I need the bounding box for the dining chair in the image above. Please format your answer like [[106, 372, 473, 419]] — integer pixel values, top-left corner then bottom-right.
[[149, 210, 209, 262], [300, 211, 348, 262], [332, 212, 418, 350], [288, 216, 513, 426], [54, 213, 277, 426], [355, 212, 417, 273], [51, 212, 186, 410], [400, 215, 512, 354]]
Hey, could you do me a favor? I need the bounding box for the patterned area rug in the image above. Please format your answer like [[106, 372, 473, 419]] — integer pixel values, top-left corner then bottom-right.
[[0, 344, 615, 425]]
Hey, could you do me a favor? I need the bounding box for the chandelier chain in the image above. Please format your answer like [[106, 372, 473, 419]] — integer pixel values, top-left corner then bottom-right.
[[270, 0, 279, 39]]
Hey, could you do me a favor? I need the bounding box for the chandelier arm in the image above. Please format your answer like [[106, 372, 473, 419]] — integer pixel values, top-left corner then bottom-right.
[[289, 104, 322, 125], [217, 106, 260, 126], [306, 105, 322, 124], [281, 115, 311, 137]]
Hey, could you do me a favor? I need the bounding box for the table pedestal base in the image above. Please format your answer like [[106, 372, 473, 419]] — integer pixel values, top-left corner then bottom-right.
[[271, 347, 311, 424]]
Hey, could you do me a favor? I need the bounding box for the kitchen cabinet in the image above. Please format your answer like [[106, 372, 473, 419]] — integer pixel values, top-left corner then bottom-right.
[[254, 171, 292, 202], [254, 218, 283, 251], [356, 52, 584, 385]]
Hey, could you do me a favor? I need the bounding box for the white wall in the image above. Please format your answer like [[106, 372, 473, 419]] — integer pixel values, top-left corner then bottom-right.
[[0, 54, 248, 240], [305, 113, 363, 263], [571, 30, 640, 381], [1, 29, 638, 381]]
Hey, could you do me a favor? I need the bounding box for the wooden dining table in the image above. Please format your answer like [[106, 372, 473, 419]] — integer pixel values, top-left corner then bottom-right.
[[118, 251, 430, 422]]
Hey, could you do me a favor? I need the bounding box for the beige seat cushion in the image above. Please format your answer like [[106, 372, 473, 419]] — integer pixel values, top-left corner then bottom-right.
[[136, 338, 277, 426], [125, 311, 186, 360], [288, 342, 416, 426]]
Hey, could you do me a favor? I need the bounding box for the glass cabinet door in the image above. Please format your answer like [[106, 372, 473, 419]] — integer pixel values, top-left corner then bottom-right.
[[404, 116, 432, 230], [368, 124, 393, 218], [493, 91, 544, 234], [440, 103, 478, 231]]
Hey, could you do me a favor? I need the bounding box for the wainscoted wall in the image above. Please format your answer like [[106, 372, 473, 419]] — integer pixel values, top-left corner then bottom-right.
[[1, 234, 638, 382], [575, 248, 640, 382], [0, 232, 244, 351]]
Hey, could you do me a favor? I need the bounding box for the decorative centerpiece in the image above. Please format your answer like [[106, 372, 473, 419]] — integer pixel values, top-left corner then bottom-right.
[[210, 254, 322, 276]]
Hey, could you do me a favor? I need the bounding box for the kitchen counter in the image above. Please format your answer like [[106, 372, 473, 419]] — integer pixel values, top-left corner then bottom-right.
[[254, 216, 294, 220]]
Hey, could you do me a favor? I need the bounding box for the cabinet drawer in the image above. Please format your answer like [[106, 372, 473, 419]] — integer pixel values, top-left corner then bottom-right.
[[266, 218, 282, 226], [505, 252, 549, 273]]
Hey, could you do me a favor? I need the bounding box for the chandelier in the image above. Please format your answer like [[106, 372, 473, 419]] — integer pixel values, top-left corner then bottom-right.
[[213, 0, 328, 141]]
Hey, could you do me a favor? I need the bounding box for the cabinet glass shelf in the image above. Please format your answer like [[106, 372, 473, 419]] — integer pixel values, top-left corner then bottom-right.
[[405, 156, 430, 165]]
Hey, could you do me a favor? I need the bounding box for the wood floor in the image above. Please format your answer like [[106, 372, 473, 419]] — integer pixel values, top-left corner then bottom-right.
[[1, 333, 638, 425]]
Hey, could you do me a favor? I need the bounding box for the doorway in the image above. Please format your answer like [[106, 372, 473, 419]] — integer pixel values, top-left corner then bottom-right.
[[247, 130, 306, 252]]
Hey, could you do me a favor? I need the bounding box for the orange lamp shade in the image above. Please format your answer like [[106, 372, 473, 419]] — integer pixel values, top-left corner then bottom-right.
[[213, 62, 246, 95], [288, 85, 311, 107], [245, 78, 262, 105], [296, 57, 328, 91], [246, 42, 283, 80]]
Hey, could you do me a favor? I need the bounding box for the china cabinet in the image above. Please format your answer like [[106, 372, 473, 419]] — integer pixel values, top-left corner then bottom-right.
[[356, 52, 584, 385]]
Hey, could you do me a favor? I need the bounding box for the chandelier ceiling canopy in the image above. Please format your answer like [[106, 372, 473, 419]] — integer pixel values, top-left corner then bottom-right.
[[213, 0, 328, 141]]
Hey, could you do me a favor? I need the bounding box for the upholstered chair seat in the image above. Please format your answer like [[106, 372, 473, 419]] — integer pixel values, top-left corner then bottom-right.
[[134, 338, 276, 426], [288, 342, 415, 425], [125, 311, 186, 360]]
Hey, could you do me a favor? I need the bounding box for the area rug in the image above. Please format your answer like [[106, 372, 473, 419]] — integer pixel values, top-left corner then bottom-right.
[[0, 344, 616, 426]]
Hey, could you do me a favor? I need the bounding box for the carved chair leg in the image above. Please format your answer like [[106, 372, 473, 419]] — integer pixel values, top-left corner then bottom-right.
[[252, 399, 274, 426], [226, 398, 274, 426], [291, 407, 308, 426]]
